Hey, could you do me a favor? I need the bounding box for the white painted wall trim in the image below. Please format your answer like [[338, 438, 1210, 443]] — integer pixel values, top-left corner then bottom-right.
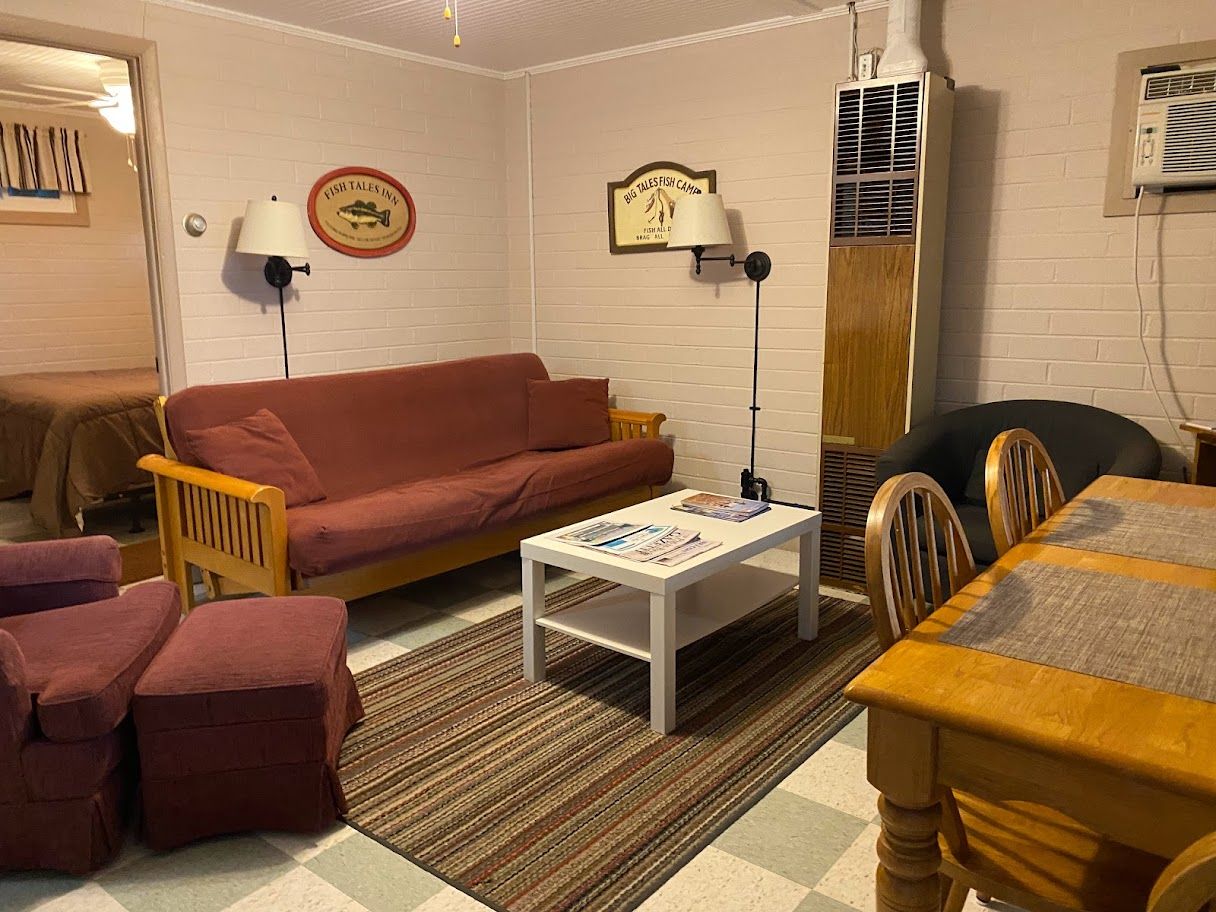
[[526, 72, 538, 354], [145, 0, 888, 80]]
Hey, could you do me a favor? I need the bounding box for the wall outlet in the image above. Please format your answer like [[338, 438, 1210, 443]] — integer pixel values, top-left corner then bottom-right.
[[858, 51, 879, 80]]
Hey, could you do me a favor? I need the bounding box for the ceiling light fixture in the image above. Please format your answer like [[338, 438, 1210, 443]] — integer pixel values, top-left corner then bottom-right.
[[96, 89, 136, 136], [88, 60, 138, 172], [91, 60, 136, 137]]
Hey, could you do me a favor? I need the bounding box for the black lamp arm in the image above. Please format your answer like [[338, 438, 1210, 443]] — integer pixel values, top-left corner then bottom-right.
[[263, 255, 311, 289], [690, 246, 772, 283]]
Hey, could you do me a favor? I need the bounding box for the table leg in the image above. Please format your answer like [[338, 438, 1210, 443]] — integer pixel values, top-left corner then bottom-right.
[[650, 591, 676, 734], [876, 796, 942, 912], [522, 557, 546, 683], [798, 526, 821, 640], [870, 709, 942, 912]]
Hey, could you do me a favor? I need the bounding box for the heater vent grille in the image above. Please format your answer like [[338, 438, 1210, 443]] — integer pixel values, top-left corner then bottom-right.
[[818, 444, 879, 589], [832, 78, 923, 244]]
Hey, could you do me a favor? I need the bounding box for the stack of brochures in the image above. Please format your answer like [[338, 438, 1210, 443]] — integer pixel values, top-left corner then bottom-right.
[[556, 521, 720, 567], [672, 493, 770, 522]]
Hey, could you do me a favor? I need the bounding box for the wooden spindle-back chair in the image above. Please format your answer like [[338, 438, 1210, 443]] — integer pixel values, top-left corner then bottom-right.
[[985, 428, 1066, 558], [865, 471, 978, 653], [1149, 833, 1216, 912]]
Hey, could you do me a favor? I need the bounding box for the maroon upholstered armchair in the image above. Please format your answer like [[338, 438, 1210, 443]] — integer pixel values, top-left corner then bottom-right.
[[0, 536, 179, 874]]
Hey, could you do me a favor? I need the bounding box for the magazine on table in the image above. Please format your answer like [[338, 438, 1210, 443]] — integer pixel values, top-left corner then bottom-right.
[[651, 537, 721, 566], [555, 522, 720, 566], [672, 493, 770, 522]]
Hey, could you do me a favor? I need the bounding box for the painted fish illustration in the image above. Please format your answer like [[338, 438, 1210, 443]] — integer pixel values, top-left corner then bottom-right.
[[335, 200, 391, 229]]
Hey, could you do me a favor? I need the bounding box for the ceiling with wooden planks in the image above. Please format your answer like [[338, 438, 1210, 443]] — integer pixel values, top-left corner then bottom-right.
[[0, 39, 116, 113], [169, 0, 843, 73]]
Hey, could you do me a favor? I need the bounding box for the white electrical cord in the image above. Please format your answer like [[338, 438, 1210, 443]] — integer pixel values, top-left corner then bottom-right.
[[1132, 188, 1190, 451], [847, 2, 858, 80]]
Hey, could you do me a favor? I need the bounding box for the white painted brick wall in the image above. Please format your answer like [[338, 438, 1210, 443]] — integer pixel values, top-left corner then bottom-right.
[[142, 3, 513, 386], [515, 17, 877, 507], [936, 0, 1216, 476], [520, 1, 1216, 500], [0, 0, 514, 387], [0, 105, 155, 375]]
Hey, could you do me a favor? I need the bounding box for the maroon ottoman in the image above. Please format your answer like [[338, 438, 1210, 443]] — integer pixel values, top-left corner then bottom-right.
[[132, 596, 364, 850]]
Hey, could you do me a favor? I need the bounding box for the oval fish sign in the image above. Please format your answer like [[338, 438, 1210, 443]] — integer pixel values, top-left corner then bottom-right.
[[308, 166, 417, 258]]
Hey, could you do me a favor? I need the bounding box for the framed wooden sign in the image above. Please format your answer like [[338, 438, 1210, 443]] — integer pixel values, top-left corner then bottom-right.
[[308, 166, 416, 258], [606, 161, 716, 254]]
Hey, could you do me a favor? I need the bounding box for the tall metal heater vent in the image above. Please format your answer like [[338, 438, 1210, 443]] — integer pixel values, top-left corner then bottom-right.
[[831, 80, 922, 241], [818, 72, 954, 590]]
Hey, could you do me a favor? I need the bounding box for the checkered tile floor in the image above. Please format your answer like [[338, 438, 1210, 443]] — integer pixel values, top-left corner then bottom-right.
[[0, 550, 997, 912]]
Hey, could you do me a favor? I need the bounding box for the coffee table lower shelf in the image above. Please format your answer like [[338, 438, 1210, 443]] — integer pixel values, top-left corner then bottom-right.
[[535, 563, 797, 662]]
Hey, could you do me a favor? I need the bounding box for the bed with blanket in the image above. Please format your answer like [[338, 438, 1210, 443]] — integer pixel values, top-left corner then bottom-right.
[[0, 368, 162, 536]]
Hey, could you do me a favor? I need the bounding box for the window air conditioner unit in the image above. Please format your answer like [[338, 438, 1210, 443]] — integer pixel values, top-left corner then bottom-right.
[[1132, 63, 1216, 190]]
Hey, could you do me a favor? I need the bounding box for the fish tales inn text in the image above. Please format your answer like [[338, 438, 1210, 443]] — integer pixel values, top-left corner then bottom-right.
[[323, 177, 403, 210]]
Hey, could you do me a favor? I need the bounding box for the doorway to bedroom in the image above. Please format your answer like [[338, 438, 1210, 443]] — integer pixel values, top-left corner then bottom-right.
[[0, 37, 161, 569]]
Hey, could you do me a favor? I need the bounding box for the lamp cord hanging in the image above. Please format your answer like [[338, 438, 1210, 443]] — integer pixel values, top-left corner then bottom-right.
[[278, 285, 290, 379]]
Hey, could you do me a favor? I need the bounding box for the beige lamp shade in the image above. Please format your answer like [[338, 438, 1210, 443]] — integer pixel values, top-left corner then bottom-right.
[[236, 198, 309, 258], [666, 193, 733, 249]]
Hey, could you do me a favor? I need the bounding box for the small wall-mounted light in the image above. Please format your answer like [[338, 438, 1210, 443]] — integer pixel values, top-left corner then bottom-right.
[[668, 193, 775, 502], [666, 193, 771, 282], [235, 196, 311, 379]]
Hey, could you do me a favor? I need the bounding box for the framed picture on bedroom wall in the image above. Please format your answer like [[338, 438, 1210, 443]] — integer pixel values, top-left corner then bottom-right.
[[0, 187, 90, 227]]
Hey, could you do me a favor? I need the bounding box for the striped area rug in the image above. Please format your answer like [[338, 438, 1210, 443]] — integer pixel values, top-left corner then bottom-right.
[[339, 580, 879, 912]]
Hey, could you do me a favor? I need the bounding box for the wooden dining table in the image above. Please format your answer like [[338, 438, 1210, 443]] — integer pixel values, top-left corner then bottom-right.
[[844, 475, 1216, 912]]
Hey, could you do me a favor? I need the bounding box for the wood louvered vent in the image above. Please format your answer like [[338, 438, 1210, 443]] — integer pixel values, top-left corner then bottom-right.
[[818, 444, 879, 588], [831, 79, 922, 244]]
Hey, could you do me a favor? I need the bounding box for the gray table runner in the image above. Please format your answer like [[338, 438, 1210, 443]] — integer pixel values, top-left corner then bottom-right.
[[1042, 496, 1216, 570], [940, 560, 1216, 704]]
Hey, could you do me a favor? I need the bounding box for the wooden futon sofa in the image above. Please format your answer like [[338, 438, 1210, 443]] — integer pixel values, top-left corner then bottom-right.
[[138, 354, 671, 609]]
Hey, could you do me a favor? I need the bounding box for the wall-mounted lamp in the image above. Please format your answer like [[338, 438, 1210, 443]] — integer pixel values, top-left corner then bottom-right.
[[667, 193, 772, 282], [236, 196, 311, 379], [668, 193, 776, 503]]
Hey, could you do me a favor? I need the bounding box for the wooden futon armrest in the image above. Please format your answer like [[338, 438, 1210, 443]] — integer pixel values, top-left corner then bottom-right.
[[137, 454, 290, 606], [138, 455, 284, 506], [609, 409, 666, 441]]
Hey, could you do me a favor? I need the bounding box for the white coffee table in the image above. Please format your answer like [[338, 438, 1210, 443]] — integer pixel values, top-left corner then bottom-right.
[[519, 491, 822, 734]]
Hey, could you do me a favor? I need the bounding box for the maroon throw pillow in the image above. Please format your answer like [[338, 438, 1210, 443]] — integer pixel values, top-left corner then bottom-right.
[[184, 409, 326, 508], [527, 378, 610, 450]]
